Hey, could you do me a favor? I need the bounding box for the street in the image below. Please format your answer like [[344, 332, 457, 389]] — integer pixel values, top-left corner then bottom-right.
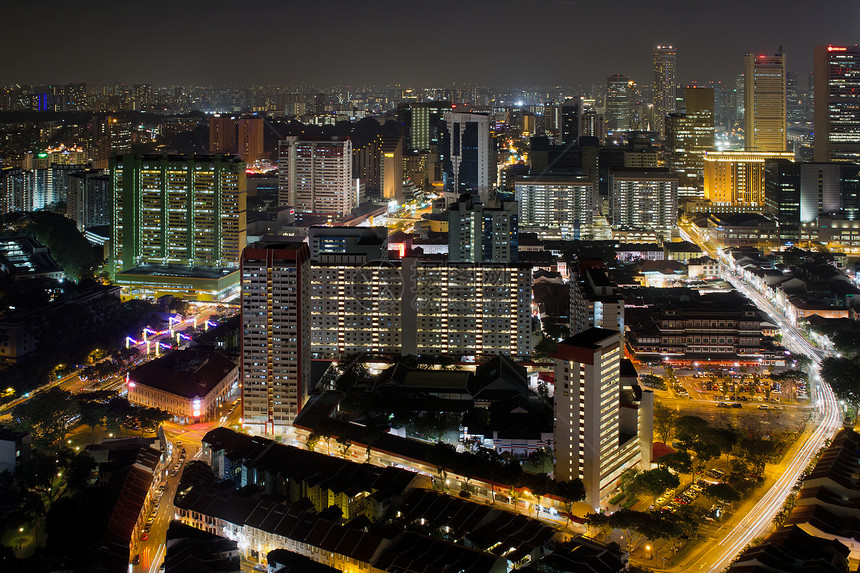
[[672, 221, 843, 572]]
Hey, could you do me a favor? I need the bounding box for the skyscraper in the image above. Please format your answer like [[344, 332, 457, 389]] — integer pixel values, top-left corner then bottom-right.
[[110, 154, 247, 276], [240, 242, 310, 435], [559, 98, 582, 146], [814, 45, 860, 163], [443, 111, 491, 202], [744, 51, 787, 152], [666, 87, 715, 197], [278, 136, 356, 216], [605, 74, 632, 132], [653, 45, 677, 138]]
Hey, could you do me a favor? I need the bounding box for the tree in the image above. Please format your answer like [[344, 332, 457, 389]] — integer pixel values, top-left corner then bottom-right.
[[822, 356, 860, 416], [704, 483, 741, 504], [660, 451, 692, 475], [633, 468, 680, 498], [11, 388, 79, 448], [653, 402, 678, 444]]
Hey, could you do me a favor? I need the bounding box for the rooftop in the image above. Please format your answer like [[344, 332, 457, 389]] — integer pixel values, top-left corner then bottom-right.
[[129, 350, 236, 399]]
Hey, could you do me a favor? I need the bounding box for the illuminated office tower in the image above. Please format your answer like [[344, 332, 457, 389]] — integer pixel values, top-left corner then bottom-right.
[[609, 169, 678, 233], [279, 136, 356, 216], [666, 87, 715, 196], [606, 74, 632, 132], [240, 242, 310, 435], [704, 150, 795, 211], [744, 51, 787, 152], [237, 116, 264, 164], [653, 45, 677, 137], [443, 111, 491, 202], [553, 328, 645, 508], [209, 116, 236, 154], [559, 98, 582, 145], [814, 45, 860, 163], [110, 154, 247, 276]]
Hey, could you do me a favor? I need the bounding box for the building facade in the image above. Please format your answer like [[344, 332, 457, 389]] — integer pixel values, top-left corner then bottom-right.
[[443, 111, 491, 202], [704, 150, 796, 210], [110, 154, 247, 276], [515, 175, 594, 238], [744, 52, 787, 152], [447, 194, 518, 263], [609, 169, 678, 233], [814, 45, 860, 163], [278, 136, 356, 216], [553, 329, 644, 509], [665, 87, 714, 197], [240, 243, 311, 435], [653, 45, 677, 138]]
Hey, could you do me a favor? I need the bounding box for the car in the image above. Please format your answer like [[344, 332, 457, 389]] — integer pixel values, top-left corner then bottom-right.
[[758, 405, 769, 410], [717, 402, 730, 408], [656, 496, 666, 505], [133, 554, 141, 565], [731, 403, 742, 408], [141, 532, 149, 541]]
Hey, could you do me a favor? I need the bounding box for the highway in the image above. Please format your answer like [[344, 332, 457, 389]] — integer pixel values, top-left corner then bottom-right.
[[675, 223, 843, 572]]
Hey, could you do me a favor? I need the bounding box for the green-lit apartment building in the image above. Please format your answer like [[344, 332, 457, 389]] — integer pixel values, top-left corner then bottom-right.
[[110, 154, 247, 301]]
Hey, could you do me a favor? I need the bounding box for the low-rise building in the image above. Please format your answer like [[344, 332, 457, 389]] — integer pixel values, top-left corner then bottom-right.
[[127, 350, 237, 423]]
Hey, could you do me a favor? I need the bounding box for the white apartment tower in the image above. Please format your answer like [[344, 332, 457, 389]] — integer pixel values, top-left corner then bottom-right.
[[609, 169, 678, 234], [278, 136, 356, 216], [553, 328, 643, 509], [240, 243, 311, 435]]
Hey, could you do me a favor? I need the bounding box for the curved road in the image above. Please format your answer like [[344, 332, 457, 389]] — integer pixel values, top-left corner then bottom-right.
[[676, 225, 843, 572]]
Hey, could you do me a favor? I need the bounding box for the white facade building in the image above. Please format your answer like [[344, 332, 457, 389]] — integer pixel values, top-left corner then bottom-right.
[[516, 176, 594, 238], [278, 136, 356, 216]]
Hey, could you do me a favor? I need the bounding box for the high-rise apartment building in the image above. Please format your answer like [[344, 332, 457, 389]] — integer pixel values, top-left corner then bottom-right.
[[443, 111, 491, 202], [309, 258, 532, 361], [609, 169, 678, 233], [666, 87, 715, 197], [606, 75, 632, 132], [447, 194, 518, 263], [814, 45, 860, 163], [380, 137, 404, 202], [704, 150, 795, 210], [653, 45, 677, 137], [278, 136, 356, 216], [110, 154, 247, 276], [744, 52, 787, 152], [553, 328, 648, 508], [67, 169, 110, 230], [515, 175, 594, 238], [240, 243, 311, 435], [209, 116, 237, 155], [237, 117, 264, 164]]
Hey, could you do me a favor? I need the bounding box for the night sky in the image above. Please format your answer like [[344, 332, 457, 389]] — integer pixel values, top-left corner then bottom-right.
[[4, 0, 858, 88]]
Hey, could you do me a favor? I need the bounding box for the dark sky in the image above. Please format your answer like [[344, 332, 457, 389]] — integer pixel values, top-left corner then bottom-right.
[[3, 0, 858, 88]]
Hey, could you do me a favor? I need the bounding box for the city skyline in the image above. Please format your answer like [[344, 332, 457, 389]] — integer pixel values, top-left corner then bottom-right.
[[2, 0, 857, 87]]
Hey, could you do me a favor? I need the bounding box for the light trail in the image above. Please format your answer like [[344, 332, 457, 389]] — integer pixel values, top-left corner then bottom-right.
[[676, 223, 842, 572]]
